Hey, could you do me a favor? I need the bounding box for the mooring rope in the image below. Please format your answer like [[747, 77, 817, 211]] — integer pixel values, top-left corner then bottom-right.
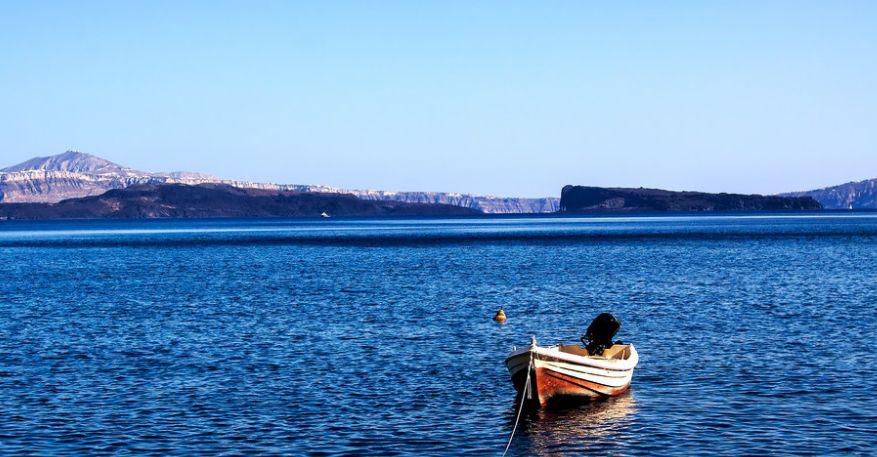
[[502, 354, 533, 457]]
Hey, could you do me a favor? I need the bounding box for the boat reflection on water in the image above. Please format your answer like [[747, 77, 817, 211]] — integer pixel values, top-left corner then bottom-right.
[[511, 392, 638, 456]]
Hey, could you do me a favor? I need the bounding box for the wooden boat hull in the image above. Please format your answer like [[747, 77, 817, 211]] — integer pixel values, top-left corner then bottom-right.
[[505, 344, 637, 407]]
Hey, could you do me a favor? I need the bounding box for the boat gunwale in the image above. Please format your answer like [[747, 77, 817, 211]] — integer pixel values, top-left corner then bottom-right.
[[505, 344, 638, 372], [506, 357, 632, 379]]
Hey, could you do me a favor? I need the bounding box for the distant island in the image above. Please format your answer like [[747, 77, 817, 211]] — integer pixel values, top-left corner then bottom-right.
[[560, 185, 821, 212], [0, 151, 558, 213], [4, 150, 876, 220], [0, 182, 824, 220], [0, 184, 479, 219]]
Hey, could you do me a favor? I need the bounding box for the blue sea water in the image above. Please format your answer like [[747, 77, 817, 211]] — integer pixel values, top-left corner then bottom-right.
[[1, 214, 877, 456]]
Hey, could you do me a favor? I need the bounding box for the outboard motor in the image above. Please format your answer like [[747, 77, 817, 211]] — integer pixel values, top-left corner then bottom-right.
[[581, 313, 621, 356]]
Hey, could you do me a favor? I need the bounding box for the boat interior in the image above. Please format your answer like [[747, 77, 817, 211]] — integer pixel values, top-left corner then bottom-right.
[[558, 344, 631, 360]]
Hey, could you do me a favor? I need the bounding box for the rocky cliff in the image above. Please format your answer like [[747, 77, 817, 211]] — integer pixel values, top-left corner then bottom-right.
[[780, 178, 877, 209], [0, 184, 481, 219], [560, 185, 822, 212], [0, 151, 558, 213], [351, 190, 559, 213]]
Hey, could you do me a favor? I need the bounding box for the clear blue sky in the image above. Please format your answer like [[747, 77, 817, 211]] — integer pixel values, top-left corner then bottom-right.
[[1, 1, 875, 197]]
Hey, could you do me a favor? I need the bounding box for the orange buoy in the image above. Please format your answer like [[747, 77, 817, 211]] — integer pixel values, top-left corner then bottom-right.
[[493, 308, 507, 323]]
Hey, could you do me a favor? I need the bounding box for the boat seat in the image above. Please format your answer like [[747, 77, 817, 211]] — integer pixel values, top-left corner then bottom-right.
[[559, 344, 629, 359], [602, 345, 630, 359], [558, 344, 590, 356]]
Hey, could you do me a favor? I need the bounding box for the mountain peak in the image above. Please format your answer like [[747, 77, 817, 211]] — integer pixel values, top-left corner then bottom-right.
[[1, 151, 138, 175]]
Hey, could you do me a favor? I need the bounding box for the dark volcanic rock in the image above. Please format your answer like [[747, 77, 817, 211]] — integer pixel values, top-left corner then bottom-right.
[[560, 185, 821, 212], [0, 184, 481, 220]]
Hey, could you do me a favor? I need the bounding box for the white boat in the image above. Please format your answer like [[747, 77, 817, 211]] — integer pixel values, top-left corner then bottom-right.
[[320, 212, 331, 218], [505, 336, 638, 407]]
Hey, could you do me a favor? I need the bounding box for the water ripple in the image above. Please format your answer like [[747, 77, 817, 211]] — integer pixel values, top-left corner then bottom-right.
[[1, 216, 876, 455]]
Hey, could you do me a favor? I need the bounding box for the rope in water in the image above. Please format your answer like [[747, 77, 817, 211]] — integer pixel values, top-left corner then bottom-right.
[[502, 354, 533, 457]]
